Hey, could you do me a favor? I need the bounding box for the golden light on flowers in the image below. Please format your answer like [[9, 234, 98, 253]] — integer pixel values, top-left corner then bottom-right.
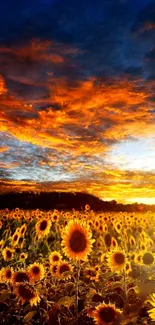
[[61, 220, 95, 261], [93, 302, 122, 325], [142, 251, 154, 266], [14, 283, 40, 306], [107, 250, 126, 273], [11, 232, 19, 246], [28, 262, 45, 282], [2, 246, 14, 261], [35, 218, 51, 239], [49, 251, 62, 264], [129, 235, 136, 247], [57, 261, 73, 279], [20, 252, 28, 261], [20, 223, 27, 236], [1, 267, 13, 283], [84, 267, 100, 281], [114, 222, 122, 234]]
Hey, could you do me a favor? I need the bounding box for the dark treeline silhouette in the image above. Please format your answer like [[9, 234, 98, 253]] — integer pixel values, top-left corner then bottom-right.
[[0, 191, 155, 212]]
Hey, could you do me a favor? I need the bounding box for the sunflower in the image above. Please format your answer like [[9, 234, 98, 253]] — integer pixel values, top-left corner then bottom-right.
[[125, 261, 132, 274], [20, 224, 27, 236], [142, 251, 154, 266], [93, 302, 122, 325], [61, 220, 95, 261], [129, 235, 136, 247], [2, 246, 14, 261], [52, 212, 59, 222], [14, 283, 40, 306], [35, 218, 51, 239], [111, 237, 118, 249], [49, 251, 62, 264], [11, 232, 20, 246], [57, 262, 73, 279], [1, 267, 14, 283], [20, 252, 28, 262], [114, 222, 122, 234], [104, 233, 112, 248], [12, 270, 30, 284], [147, 293, 155, 320], [107, 250, 126, 273], [28, 262, 45, 282], [84, 267, 100, 282], [135, 253, 142, 265]]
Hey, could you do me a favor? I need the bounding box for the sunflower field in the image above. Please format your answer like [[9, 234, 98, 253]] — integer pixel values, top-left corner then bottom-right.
[[0, 206, 155, 324]]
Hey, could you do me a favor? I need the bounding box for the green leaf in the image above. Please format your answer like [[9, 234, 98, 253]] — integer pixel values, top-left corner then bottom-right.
[[57, 296, 75, 308], [23, 311, 36, 323]]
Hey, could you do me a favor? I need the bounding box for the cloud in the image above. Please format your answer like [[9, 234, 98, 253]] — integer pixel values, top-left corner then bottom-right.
[[0, 0, 155, 203]]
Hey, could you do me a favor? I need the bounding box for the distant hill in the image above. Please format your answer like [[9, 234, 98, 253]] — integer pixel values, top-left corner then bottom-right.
[[0, 191, 155, 212]]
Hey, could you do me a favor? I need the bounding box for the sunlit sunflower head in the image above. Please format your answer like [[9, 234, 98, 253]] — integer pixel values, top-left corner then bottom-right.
[[14, 283, 40, 306], [20, 224, 27, 236], [57, 261, 73, 279], [28, 263, 45, 282], [111, 237, 118, 249], [1, 267, 14, 283], [12, 270, 30, 284], [11, 232, 20, 246], [35, 218, 51, 239], [2, 246, 14, 261], [93, 302, 122, 325], [101, 253, 108, 264], [129, 235, 136, 247], [84, 267, 100, 282], [49, 251, 62, 264], [85, 204, 90, 211], [107, 250, 126, 273], [135, 253, 142, 265], [142, 251, 154, 266], [61, 220, 95, 261], [125, 261, 132, 274], [52, 212, 59, 222], [19, 252, 28, 262], [114, 222, 122, 234]]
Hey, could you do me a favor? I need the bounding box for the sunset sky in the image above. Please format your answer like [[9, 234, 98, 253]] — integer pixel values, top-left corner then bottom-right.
[[0, 0, 155, 204]]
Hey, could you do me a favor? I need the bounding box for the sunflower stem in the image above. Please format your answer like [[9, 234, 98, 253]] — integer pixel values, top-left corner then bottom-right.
[[75, 260, 80, 324]]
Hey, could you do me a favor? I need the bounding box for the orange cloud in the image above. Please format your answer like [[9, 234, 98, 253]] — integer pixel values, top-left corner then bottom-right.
[[0, 40, 155, 203]]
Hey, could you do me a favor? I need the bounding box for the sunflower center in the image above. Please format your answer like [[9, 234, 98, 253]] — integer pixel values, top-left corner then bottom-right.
[[6, 270, 12, 278], [60, 264, 70, 274], [40, 220, 48, 231], [104, 234, 111, 247], [114, 252, 125, 265], [53, 255, 59, 261], [14, 235, 18, 241], [69, 230, 87, 253], [15, 272, 29, 283], [6, 250, 12, 258], [18, 284, 35, 300], [32, 266, 40, 274], [143, 252, 154, 265], [99, 306, 116, 323]]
